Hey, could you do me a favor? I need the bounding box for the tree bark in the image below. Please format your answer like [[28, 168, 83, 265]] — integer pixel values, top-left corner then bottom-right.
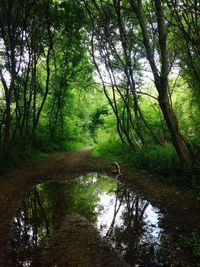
[[129, 0, 192, 166]]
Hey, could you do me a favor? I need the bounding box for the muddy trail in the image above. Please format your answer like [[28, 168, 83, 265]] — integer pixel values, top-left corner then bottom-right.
[[0, 148, 200, 267]]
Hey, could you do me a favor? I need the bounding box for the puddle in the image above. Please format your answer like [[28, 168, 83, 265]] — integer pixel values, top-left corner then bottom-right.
[[9, 173, 170, 267]]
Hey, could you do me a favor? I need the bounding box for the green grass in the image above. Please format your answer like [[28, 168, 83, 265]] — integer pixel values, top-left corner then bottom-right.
[[93, 138, 182, 174], [92, 138, 200, 192]]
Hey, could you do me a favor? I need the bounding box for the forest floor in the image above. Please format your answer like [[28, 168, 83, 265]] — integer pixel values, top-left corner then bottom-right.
[[0, 148, 200, 267]]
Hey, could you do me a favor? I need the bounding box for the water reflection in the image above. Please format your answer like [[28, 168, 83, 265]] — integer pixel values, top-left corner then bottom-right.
[[9, 173, 167, 267], [97, 183, 163, 266]]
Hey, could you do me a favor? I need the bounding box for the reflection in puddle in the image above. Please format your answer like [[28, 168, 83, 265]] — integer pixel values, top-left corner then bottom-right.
[[9, 173, 168, 266]]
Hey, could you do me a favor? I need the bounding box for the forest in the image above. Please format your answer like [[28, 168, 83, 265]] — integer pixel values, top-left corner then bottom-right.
[[0, 0, 200, 176], [0, 1, 200, 267]]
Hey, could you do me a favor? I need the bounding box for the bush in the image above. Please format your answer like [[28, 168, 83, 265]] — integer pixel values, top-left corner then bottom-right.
[[93, 139, 184, 178]]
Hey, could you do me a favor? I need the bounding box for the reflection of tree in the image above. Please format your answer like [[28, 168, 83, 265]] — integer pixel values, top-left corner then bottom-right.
[[42, 182, 69, 231], [106, 184, 123, 238], [9, 187, 50, 266], [105, 185, 158, 266], [9, 182, 72, 266], [9, 173, 117, 266]]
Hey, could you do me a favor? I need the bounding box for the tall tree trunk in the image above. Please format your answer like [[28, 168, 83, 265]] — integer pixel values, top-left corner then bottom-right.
[[159, 98, 190, 165], [3, 96, 11, 158], [129, 0, 192, 166], [30, 4, 53, 146], [0, 70, 12, 158]]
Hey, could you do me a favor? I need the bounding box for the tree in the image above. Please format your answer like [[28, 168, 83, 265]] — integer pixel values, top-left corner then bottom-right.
[[83, 0, 164, 148], [83, 0, 196, 166], [0, 0, 55, 156], [0, 0, 95, 158]]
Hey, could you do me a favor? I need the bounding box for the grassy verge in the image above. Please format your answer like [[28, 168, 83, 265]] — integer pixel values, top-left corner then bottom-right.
[[0, 149, 50, 175], [92, 138, 200, 197]]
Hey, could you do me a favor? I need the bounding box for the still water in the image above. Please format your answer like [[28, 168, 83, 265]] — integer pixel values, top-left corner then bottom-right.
[[9, 173, 170, 267]]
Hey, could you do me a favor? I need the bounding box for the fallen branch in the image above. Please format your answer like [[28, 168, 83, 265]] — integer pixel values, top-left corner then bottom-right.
[[111, 162, 122, 178]]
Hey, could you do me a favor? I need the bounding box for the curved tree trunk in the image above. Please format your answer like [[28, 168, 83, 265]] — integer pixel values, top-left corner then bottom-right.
[[130, 0, 192, 166], [159, 95, 191, 165]]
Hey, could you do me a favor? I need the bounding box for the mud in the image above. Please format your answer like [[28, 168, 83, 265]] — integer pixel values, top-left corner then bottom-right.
[[0, 148, 200, 266]]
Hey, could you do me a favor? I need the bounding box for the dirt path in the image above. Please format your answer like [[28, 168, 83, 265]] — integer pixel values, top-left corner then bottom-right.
[[0, 148, 200, 266]]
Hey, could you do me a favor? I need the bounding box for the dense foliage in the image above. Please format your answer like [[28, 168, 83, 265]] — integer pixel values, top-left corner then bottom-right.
[[0, 0, 199, 176]]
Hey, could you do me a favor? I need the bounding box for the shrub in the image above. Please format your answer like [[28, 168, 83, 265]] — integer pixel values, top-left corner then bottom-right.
[[93, 139, 185, 178]]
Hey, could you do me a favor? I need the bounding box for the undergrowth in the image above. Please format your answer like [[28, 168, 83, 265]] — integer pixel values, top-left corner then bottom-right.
[[92, 138, 200, 193], [0, 139, 87, 175], [0, 148, 49, 175], [180, 232, 200, 258]]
